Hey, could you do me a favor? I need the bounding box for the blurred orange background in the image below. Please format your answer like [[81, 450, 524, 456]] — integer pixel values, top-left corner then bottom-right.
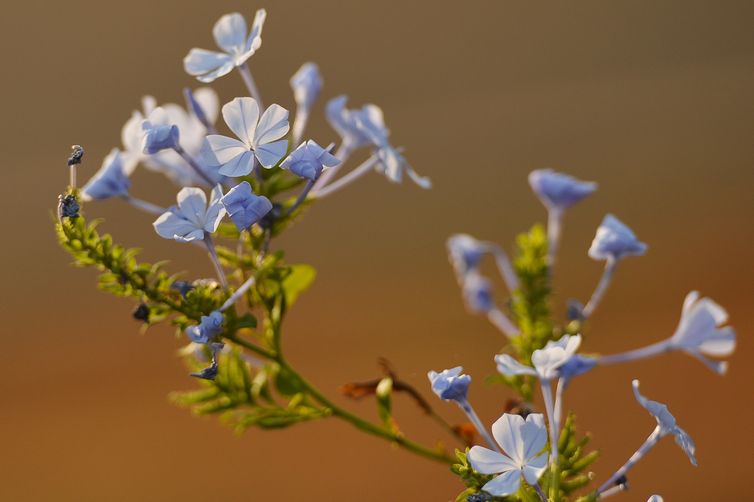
[[2, 1, 752, 500]]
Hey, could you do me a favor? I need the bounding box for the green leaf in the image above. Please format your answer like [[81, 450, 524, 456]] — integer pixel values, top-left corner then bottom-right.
[[282, 264, 316, 306]]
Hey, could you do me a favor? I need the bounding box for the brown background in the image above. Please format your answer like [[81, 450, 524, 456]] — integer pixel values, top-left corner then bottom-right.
[[1, 1, 752, 500]]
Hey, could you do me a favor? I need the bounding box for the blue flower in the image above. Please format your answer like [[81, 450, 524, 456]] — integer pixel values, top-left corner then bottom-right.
[[462, 273, 495, 313], [280, 140, 340, 181], [184, 10, 266, 83], [291, 62, 323, 115], [588, 214, 647, 261], [427, 366, 471, 402], [447, 234, 489, 278], [141, 117, 180, 154], [80, 149, 133, 201], [325, 96, 383, 149], [202, 97, 289, 176], [528, 169, 596, 211], [220, 181, 273, 231], [557, 354, 597, 381], [373, 144, 431, 189], [186, 311, 224, 344], [153, 185, 227, 242]]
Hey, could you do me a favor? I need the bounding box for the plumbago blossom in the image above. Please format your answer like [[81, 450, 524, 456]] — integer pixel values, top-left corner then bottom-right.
[[54, 7, 736, 500], [431, 170, 735, 501]]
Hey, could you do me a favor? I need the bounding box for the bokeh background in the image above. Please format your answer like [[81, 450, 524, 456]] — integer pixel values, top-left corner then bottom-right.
[[2, 0, 752, 500]]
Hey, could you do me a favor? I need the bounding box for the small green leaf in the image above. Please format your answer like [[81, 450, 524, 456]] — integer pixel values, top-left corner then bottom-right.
[[282, 264, 316, 306]]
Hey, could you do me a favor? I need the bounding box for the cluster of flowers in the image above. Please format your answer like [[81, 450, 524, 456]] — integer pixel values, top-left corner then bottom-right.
[[64, 9, 430, 377], [430, 170, 736, 500]]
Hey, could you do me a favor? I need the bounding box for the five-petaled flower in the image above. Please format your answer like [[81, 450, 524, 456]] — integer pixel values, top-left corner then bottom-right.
[[220, 181, 273, 231], [427, 366, 471, 403], [669, 291, 736, 374], [632, 380, 697, 465], [467, 413, 549, 497], [153, 186, 226, 242], [186, 311, 225, 344], [281, 140, 340, 181], [589, 214, 647, 261], [496, 334, 582, 380], [203, 97, 289, 177], [529, 169, 596, 212], [81, 149, 133, 201], [184, 10, 266, 83]]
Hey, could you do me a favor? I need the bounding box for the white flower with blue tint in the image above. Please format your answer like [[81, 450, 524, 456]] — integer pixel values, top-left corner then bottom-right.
[[495, 335, 582, 380], [529, 169, 596, 211], [121, 90, 219, 186], [427, 367, 471, 403], [632, 380, 697, 465], [373, 143, 432, 189], [290, 63, 323, 144], [447, 234, 488, 279], [670, 291, 735, 373], [203, 97, 289, 177], [184, 10, 266, 83], [462, 273, 495, 314], [557, 354, 597, 381], [647, 496, 663, 502], [220, 181, 273, 231], [325, 95, 381, 150], [589, 214, 647, 261], [81, 149, 133, 201], [467, 413, 549, 497], [153, 185, 226, 242], [281, 140, 340, 181], [186, 311, 224, 344], [141, 118, 180, 154], [291, 62, 322, 111]]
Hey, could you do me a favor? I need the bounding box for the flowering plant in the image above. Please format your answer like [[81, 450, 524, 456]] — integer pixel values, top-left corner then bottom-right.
[[54, 8, 735, 502]]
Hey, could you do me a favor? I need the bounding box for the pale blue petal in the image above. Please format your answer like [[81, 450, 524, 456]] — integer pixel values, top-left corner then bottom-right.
[[491, 413, 526, 463], [176, 187, 207, 226], [588, 214, 647, 260], [482, 470, 521, 497], [521, 414, 548, 462], [218, 150, 255, 177], [253, 104, 290, 146], [203, 184, 227, 233], [245, 9, 266, 54], [522, 451, 548, 485], [153, 210, 197, 241], [203, 135, 249, 166], [81, 148, 131, 201], [254, 139, 288, 168], [222, 97, 259, 145], [183, 49, 233, 80], [467, 446, 516, 475], [495, 354, 537, 378], [213, 13, 247, 54]]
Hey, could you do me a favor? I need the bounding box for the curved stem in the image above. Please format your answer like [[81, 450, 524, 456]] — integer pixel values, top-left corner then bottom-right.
[[285, 179, 316, 217], [276, 356, 454, 464], [238, 63, 264, 110], [292, 109, 308, 146], [546, 208, 563, 269], [553, 377, 566, 434], [312, 154, 376, 199], [598, 426, 661, 494], [583, 257, 618, 319], [490, 244, 520, 292], [540, 379, 558, 464], [596, 339, 671, 366], [173, 145, 215, 186], [458, 399, 501, 453], [123, 195, 165, 215], [487, 307, 520, 338], [203, 234, 228, 288]]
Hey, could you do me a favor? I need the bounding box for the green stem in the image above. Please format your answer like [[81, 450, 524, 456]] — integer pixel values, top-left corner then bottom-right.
[[276, 356, 454, 465]]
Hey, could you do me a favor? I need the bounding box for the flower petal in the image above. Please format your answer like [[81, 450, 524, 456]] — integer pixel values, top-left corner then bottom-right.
[[213, 13, 247, 54], [254, 139, 288, 168], [522, 451, 548, 485], [218, 150, 255, 178], [222, 97, 259, 145], [203, 184, 227, 233], [481, 470, 522, 497], [176, 187, 207, 226], [491, 413, 526, 463], [253, 104, 290, 146], [521, 414, 548, 462], [153, 210, 198, 241], [467, 446, 517, 475], [193, 87, 220, 125], [495, 354, 537, 378], [245, 8, 266, 54], [203, 135, 249, 166], [183, 49, 233, 80]]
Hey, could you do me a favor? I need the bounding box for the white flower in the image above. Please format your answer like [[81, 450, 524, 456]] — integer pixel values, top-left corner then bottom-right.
[[528, 169, 596, 211], [495, 335, 582, 380], [632, 380, 697, 466], [202, 97, 289, 177], [183, 10, 266, 83], [153, 186, 226, 242], [669, 291, 735, 374], [495, 335, 581, 380], [467, 413, 548, 497], [121, 89, 219, 186], [588, 214, 647, 261], [647, 496, 664, 502]]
